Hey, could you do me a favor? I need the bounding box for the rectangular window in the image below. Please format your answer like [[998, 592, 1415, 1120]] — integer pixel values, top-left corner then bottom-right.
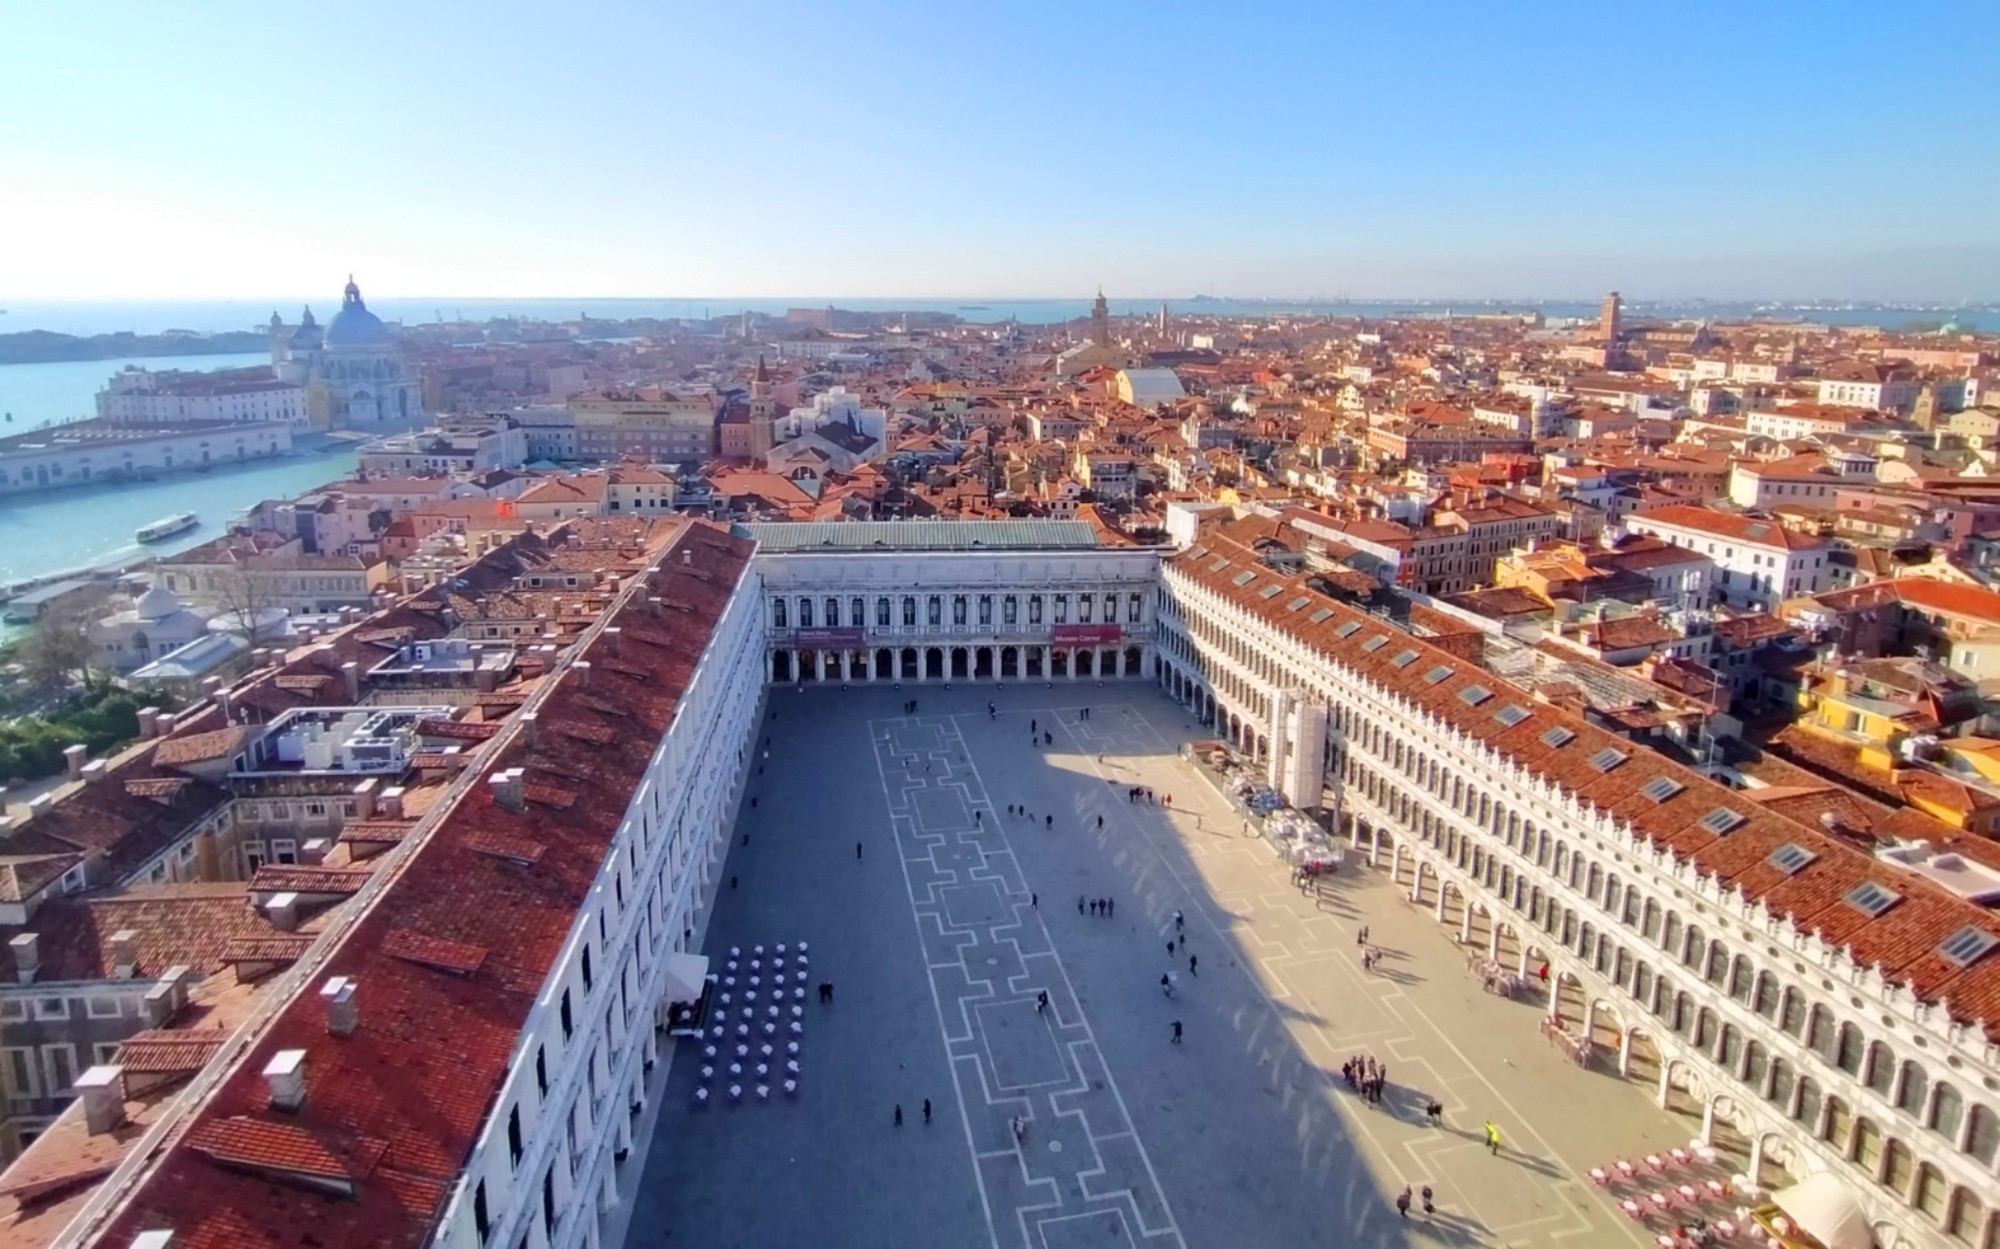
[[41, 1045, 77, 1095], [3, 1048, 39, 1099], [32, 997, 68, 1022], [272, 839, 299, 865], [1003, 596, 1018, 626], [1029, 596, 1043, 625], [508, 1105, 524, 1166], [85, 997, 121, 1020], [1129, 593, 1143, 623], [1054, 595, 1069, 624], [978, 595, 992, 626], [1079, 596, 1093, 624]]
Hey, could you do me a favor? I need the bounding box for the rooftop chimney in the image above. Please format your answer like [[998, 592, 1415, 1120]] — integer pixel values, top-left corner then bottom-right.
[[603, 627, 622, 654], [300, 838, 330, 866], [111, 928, 140, 979], [10, 933, 39, 983], [264, 892, 300, 932], [379, 786, 406, 820], [573, 661, 591, 690], [137, 707, 161, 740], [352, 777, 379, 820], [489, 768, 526, 812], [130, 1233, 174, 1249], [81, 759, 107, 785], [321, 976, 358, 1037], [341, 661, 360, 702], [263, 1049, 307, 1112], [648, 595, 663, 618], [76, 1065, 127, 1135], [63, 744, 88, 779], [519, 713, 538, 749]]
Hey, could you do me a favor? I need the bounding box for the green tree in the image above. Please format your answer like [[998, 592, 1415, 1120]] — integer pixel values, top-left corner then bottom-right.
[[19, 608, 96, 690]]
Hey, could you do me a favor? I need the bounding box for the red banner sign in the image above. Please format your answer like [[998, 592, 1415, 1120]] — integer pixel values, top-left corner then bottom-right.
[[1053, 624, 1123, 645], [793, 627, 865, 649]]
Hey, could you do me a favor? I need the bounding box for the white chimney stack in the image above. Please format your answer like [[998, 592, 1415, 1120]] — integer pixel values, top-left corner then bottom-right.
[[379, 786, 406, 820], [76, 1065, 127, 1135], [63, 744, 88, 779], [111, 929, 140, 979], [81, 759, 107, 785], [321, 976, 358, 1037], [137, 708, 161, 740], [352, 777, 378, 820], [263, 1049, 307, 1111], [341, 661, 360, 702], [264, 892, 300, 932], [10, 933, 39, 983], [489, 768, 526, 813], [130, 1230, 174, 1249]]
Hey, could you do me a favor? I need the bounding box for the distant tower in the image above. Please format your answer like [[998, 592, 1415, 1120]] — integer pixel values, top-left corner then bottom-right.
[[749, 354, 775, 458], [1600, 291, 1622, 345], [1092, 289, 1111, 347], [1158, 302, 1168, 334]]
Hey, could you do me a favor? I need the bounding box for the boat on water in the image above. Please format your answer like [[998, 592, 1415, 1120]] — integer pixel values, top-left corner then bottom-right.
[[136, 512, 200, 543]]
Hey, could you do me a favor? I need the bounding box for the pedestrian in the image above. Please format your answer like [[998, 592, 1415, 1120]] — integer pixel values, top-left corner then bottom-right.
[[1097, 752, 1104, 764], [1031, 719, 1037, 734], [1091, 899, 1099, 916], [975, 810, 982, 823], [1426, 1099, 1443, 1126], [1031, 892, 1038, 909], [1097, 815, 1104, 829], [818, 981, 833, 1004], [1171, 1019, 1182, 1044], [923, 1098, 932, 1124], [1484, 1121, 1501, 1156], [1045, 814, 1053, 829], [1537, 962, 1549, 984], [731, 875, 738, 889], [1161, 973, 1172, 997], [1078, 896, 1086, 915], [1108, 898, 1114, 917], [895, 1104, 903, 1127], [1037, 990, 1049, 1014], [1167, 939, 1176, 956], [1421, 1185, 1434, 1217], [856, 841, 863, 860], [1044, 732, 1052, 745], [1174, 909, 1184, 932], [742, 833, 749, 846], [1396, 1186, 1411, 1219], [1189, 954, 1198, 976], [1011, 1115, 1025, 1143]]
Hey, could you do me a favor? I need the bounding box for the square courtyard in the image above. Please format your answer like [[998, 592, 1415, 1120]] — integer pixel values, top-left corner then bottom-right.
[[622, 683, 1710, 1248]]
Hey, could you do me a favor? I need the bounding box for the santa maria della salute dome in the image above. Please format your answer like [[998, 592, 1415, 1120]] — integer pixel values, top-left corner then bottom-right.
[[268, 276, 423, 428]]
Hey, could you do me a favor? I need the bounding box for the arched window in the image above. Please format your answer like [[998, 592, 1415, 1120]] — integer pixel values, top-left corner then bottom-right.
[[1779, 989, 1807, 1038], [1929, 1082, 1963, 1145], [1865, 1043, 1896, 1098], [1728, 956, 1753, 1004], [1964, 1103, 1998, 1166], [1894, 1061, 1928, 1118], [1685, 926, 1707, 974], [927, 596, 942, 626], [1808, 1007, 1839, 1063], [1717, 1021, 1740, 1069], [1769, 1057, 1795, 1112], [1944, 1186, 1985, 1244], [1752, 972, 1779, 1020], [877, 597, 891, 627], [798, 598, 814, 628], [851, 596, 864, 627], [903, 596, 917, 626], [1663, 913, 1683, 959], [1642, 899, 1661, 941], [773, 598, 788, 628], [1744, 1040, 1769, 1094], [1823, 1096, 1853, 1149], [1795, 1076, 1823, 1128], [1835, 1023, 1866, 1076], [1912, 1162, 1945, 1221], [1876, 1133, 1909, 1194], [1003, 595, 1017, 626]]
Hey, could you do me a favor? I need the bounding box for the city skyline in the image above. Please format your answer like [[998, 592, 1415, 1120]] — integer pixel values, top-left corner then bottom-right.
[[3, 1, 1999, 303]]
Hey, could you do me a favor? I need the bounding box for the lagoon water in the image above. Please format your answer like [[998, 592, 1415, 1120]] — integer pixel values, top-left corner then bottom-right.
[[0, 351, 270, 429]]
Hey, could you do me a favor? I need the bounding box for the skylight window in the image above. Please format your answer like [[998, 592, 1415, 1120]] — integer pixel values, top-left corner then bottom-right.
[[1641, 776, 1684, 803], [1766, 843, 1815, 875], [1332, 618, 1358, 635], [1362, 636, 1389, 652], [1390, 650, 1419, 668], [1843, 882, 1900, 918], [1258, 584, 1283, 599], [1232, 570, 1257, 586], [1458, 685, 1493, 706], [1938, 926, 1999, 969], [1542, 727, 1575, 748], [1423, 665, 1453, 685], [1588, 747, 1627, 773], [1286, 596, 1311, 612], [1495, 704, 1531, 727], [1698, 808, 1746, 835]]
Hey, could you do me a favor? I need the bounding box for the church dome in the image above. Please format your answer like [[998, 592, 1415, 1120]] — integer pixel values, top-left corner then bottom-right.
[[324, 277, 391, 348], [288, 305, 321, 349], [135, 585, 182, 620]]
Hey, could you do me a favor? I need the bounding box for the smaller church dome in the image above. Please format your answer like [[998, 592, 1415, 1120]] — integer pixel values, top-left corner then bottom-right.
[[324, 277, 392, 348], [134, 585, 182, 620]]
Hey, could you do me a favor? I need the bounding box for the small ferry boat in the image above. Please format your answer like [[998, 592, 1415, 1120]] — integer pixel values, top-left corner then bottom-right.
[[135, 512, 199, 543]]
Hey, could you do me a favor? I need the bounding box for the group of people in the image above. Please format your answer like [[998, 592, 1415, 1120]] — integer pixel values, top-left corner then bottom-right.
[[901, 699, 920, 714], [1125, 786, 1168, 805], [1343, 1054, 1391, 1104], [1080, 895, 1118, 917], [1394, 1184, 1436, 1219]]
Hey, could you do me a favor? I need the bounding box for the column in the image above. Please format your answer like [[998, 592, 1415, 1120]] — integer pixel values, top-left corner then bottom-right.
[[1460, 900, 1474, 945], [1488, 919, 1502, 961], [1618, 1029, 1633, 1079], [1548, 974, 1563, 1021], [1435, 877, 1449, 924], [1656, 1061, 1673, 1110], [1699, 1097, 1716, 1145], [1746, 1134, 1764, 1187]]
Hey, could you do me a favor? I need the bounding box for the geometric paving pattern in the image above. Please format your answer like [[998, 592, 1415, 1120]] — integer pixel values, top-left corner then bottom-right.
[[871, 713, 1183, 1249]]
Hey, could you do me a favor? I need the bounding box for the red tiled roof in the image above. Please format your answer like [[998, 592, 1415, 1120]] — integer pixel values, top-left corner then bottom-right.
[[381, 929, 487, 976], [187, 1116, 388, 1184], [219, 935, 316, 968], [246, 866, 373, 897], [1630, 505, 1827, 550], [98, 522, 755, 1249], [152, 727, 249, 768], [0, 884, 274, 981], [115, 1030, 227, 1075]]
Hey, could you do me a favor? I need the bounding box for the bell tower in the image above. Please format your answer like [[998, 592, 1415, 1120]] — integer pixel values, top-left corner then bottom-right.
[[1091, 289, 1111, 347]]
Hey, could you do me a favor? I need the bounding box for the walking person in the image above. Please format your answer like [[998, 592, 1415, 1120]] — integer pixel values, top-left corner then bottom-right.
[[1421, 1186, 1434, 1217], [1484, 1121, 1501, 1156], [1036, 990, 1049, 1014], [1097, 815, 1104, 829], [1030, 892, 1038, 909], [1189, 954, 1198, 976], [1161, 973, 1173, 998], [1170, 1019, 1182, 1044], [894, 1104, 903, 1127], [1174, 909, 1184, 932], [1167, 939, 1176, 956], [1045, 814, 1053, 829], [1078, 896, 1086, 915], [1396, 1186, 1411, 1219], [856, 841, 864, 860], [923, 1098, 932, 1124], [1107, 898, 1114, 917]]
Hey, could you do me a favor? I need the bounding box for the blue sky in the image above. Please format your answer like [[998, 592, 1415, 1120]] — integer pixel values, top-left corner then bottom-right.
[[3, 0, 1996, 302]]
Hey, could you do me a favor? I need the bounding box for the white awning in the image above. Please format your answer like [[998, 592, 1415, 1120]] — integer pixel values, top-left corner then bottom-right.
[[662, 952, 709, 1004], [1771, 1172, 1876, 1249]]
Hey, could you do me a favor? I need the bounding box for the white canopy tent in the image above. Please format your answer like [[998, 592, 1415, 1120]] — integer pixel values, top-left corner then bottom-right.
[[1763, 1172, 1876, 1249]]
